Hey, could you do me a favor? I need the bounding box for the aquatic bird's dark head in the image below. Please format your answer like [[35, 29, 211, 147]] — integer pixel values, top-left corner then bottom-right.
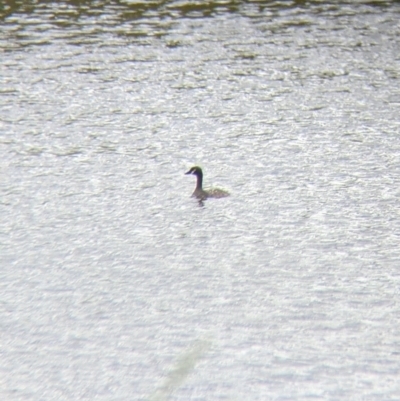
[[185, 166, 203, 176]]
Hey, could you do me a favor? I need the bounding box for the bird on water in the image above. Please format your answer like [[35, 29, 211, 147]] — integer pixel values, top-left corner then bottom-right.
[[185, 166, 229, 200]]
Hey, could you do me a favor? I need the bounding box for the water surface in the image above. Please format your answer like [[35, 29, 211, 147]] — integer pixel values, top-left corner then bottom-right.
[[1, 1, 400, 400]]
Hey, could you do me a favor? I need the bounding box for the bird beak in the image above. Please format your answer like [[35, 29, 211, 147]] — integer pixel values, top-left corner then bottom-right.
[[185, 170, 191, 175]]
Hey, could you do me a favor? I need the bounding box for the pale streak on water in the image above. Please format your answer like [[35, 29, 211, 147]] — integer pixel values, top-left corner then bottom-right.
[[1, 1, 400, 400]]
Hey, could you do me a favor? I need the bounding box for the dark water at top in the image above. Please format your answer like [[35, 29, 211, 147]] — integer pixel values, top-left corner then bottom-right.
[[1, 1, 400, 400]]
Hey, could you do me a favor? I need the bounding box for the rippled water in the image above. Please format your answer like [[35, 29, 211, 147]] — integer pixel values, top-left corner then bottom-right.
[[1, 1, 400, 400]]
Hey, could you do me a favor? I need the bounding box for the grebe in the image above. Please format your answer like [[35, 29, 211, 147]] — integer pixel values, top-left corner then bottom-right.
[[185, 166, 230, 200]]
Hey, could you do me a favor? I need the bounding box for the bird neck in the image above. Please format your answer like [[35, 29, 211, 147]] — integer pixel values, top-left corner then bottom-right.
[[195, 173, 203, 190]]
